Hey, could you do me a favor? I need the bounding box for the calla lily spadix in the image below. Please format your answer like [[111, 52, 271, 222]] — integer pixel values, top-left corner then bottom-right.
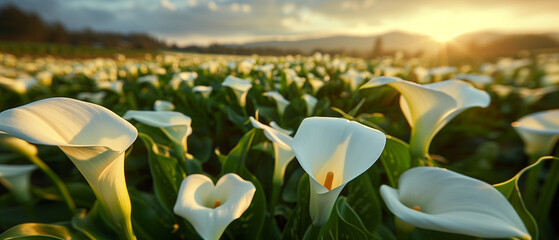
[[0, 97, 138, 239], [361, 77, 490, 160], [249, 117, 294, 184], [512, 109, 559, 157], [263, 91, 289, 116], [174, 173, 256, 240], [0, 164, 37, 203], [222, 75, 252, 107], [291, 117, 386, 226], [380, 167, 530, 239]]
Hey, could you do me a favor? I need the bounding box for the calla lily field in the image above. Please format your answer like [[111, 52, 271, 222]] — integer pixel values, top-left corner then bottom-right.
[[0, 51, 559, 240]]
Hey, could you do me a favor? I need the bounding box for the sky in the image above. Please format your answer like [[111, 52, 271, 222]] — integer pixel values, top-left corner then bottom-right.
[[3, 0, 559, 46]]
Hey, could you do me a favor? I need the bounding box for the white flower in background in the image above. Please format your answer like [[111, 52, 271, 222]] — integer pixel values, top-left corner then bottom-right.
[[238, 59, 254, 75], [174, 173, 256, 240], [381, 66, 403, 77], [270, 121, 292, 135], [380, 167, 529, 239], [263, 91, 289, 116], [193, 85, 213, 98], [123, 110, 192, 152], [540, 74, 559, 86], [291, 117, 386, 226], [249, 117, 294, 184], [138, 74, 159, 87], [0, 76, 37, 94], [340, 68, 367, 91], [517, 86, 559, 105], [512, 109, 559, 156], [154, 100, 175, 112], [429, 66, 457, 82], [0, 97, 138, 239], [201, 60, 219, 75], [330, 58, 347, 73], [170, 71, 198, 89], [97, 80, 124, 94], [35, 71, 53, 86], [0, 164, 37, 203], [254, 63, 274, 80], [455, 73, 493, 88], [307, 74, 325, 95], [284, 69, 305, 88], [222, 75, 252, 107], [414, 66, 430, 83], [361, 77, 490, 159], [77, 92, 107, 105], [302, 94, 317, 116]]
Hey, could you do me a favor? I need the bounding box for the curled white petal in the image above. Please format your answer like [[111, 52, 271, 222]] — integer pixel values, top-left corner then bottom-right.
[[512, 109, 559, 156]]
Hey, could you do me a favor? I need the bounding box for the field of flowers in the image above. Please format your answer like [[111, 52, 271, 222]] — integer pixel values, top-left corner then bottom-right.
[[0, 51, 558, 240]]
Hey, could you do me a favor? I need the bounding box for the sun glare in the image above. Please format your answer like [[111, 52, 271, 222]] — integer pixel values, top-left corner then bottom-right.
[[429, 31, 462, 43]]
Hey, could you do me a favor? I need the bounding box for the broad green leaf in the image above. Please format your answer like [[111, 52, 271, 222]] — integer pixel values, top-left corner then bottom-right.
[[0, 223, 82, 240], [221, 129, 267, 239], [282, 167, 305, 203], [347, 170, 382, 233], [281, 174, 311, 240], [492, 157, 556, 240], [71, 201, 118, 239], [138, 132, 185, 213], [129, 189, 177, 240], [379, 135, 412, 187]]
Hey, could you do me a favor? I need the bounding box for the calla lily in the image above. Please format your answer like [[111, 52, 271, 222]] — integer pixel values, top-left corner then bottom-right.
[[154, 100, 175, 112], [270, 121, 292, 135], [291, 117, 386, 225], [380, 167, 530, 239], [77, 91, 107, 105], [307, 75, 325, 95], [249, 117, 294, 184], [340, 68, 367, 91], [455, 73, 493, 88], [361, 77, 490, 159], [512, 109, 559, 157], [263, 91, 289, 116], [222, 75, 252, 107], [170, 71, 198, 89], [0, 75, 36, 94], [0, 97, 137, 239], [0, 164, 37, 203], [193, 85, 213, 98], [137, 74, 159, 87], [97, 80, 124, 94], [123, 110, 191, 151], [302, 94, 317, 116], [174, 173, 256, 240]]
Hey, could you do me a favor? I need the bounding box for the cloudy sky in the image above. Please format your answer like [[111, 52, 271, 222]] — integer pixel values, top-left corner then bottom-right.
[[3, 0, 559, 46]]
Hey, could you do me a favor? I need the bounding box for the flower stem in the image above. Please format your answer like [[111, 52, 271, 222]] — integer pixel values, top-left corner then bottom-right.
[[172, 142, 191, 175], [27, 154, 76, 213], [269, 169, 282, 214]]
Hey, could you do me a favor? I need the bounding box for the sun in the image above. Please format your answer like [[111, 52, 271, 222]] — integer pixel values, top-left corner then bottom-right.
[[429, 31, 462, 43]]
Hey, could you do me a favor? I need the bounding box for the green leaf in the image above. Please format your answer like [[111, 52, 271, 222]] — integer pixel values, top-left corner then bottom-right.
[[0, 223, 82, 240], [71, 201, 118, 239], [493, 157, 555, 240], [281, 174, 311, 240], [379, 135, 412, 187], [129, 189, 177, 240], [138, 132, 185, 213], [347, 171, 382, 233], [221, 129, 267, 239]]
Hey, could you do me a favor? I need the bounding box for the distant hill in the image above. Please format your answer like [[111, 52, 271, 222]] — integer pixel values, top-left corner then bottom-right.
[[238, 31, 439, 55]]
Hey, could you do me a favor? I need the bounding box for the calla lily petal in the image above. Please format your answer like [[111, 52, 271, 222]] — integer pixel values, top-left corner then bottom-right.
[[291, 117, 386, 225], [222, 75, 252, 107], [123, 110, 192, 148], [0, 97, 137, 238], [302, 94, 317, 116], [361, 77, 490, 157], [380, 167, 529, 239], [174, 173, 256, 240], [263, 91, 289, 116], [154, 100, 175, 112], [512, 109, 559, 156]]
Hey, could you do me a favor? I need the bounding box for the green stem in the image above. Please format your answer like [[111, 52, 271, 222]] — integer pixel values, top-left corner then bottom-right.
[[172, 142, 190, 175], [116, 218, 136, 240], [269, 173, 281, 214], [523, 155, 541, 209], [27, 154, 76, 213], [534, 160, 559, 228]]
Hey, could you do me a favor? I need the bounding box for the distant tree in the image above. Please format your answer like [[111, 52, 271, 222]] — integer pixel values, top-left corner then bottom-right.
[[369, 37, 384, 58]]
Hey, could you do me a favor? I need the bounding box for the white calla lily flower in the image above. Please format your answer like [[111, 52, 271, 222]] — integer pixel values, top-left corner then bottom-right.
[[249, 117, 294, 184], [380, 167, 530, 239], [174, 173, 256, 240], [154, 100, 175, 112], [263, 91, 289, 116], [123, 110, 192, 151], [302, 94, 317, 116], [512, 109, 559, 156], [0, 97, 137, 239], [193, 85, 213, 98], [340, 68, 366, 91], [222, 75, 252, 107], [137, 74, 159, 87], [77, 91, 107, 105], [0, 75, 37, 94], [291, 117, 386, 225], [270, 121, 293, 135], [0, 164, 37, 203], [97, 80, 124, 94], [361, 77, 490, 159]]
